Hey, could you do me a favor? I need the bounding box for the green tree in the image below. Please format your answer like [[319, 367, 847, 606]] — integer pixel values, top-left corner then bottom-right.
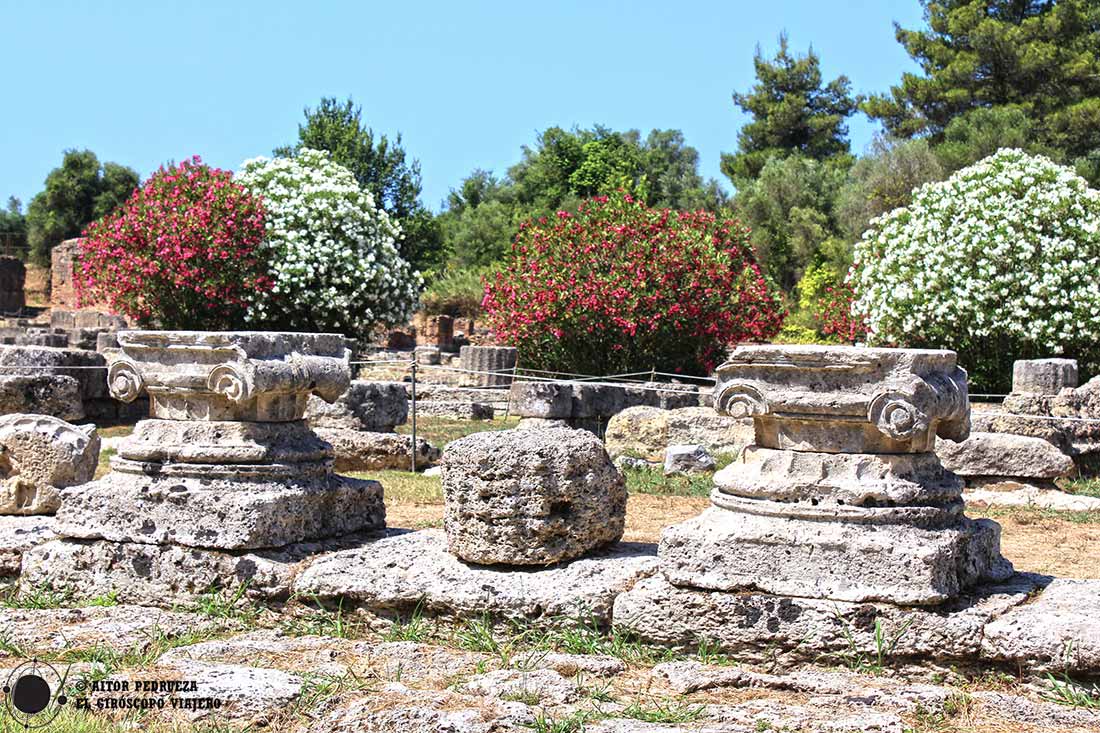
[[864, 0, 1100, 182], [0, 197, 26, 256], [721, 34, 859, 185], [25, 150, 139, 265], [732, 154, 847, 291], [836, 135, 945, 241], [276, 97, 443, 271], [438, 125, 725, 274]]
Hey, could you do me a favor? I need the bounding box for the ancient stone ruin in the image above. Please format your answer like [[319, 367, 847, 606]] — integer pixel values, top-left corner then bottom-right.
[[0, 414, 99, 515], [441, 426, 626, 565], [305, 379, 440, 471], [660, 345, 1011, 605], [0, 256, 26, 314], [459, 345, 518, 387], [510, 379, 700, 433], [611, 345, 1071, 667], [22, 330, 385, 603]]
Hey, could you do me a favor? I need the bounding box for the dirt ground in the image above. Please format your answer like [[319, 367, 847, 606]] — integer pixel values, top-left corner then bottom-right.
[[387, 493, 1100, 580]]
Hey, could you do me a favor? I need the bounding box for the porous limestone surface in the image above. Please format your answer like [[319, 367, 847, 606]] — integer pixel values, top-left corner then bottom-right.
[[412, 399, 494, 420], [934, 431, 1075, 480], [0, 605, 231, 653], [964, 483, 1100, 511], [713, 446, 963, 508], [981, 578, 1100, 673], [313, 427, 440, 471], [712, 344, 969, 454], [0, 515, 56, 576], [658, 506, 1013, 605], [56, 472, 385, 550], [305, 380, 408, 432], [118, 418, 330, 465], [0, 344, 107, 401], [0, 414, 99, 515], [0, 374, 84, 420], [19, 532, 380, 607], [293, 528, 659, 623], [613, 574, 1037, 664], [1012, 358, 1078, 395], [440, 426, 626, 565]]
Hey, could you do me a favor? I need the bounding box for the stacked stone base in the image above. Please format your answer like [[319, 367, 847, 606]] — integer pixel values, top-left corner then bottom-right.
[[57, 468, 384, 550], [660, 506, 1011, 606]]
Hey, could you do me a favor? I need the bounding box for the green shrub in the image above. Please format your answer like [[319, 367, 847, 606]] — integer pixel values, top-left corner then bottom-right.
[[420, 267, 489, 317]]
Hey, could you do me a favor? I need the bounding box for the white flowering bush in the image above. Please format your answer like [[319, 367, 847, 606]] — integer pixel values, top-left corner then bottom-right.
[[852, 149, 1100, 391], [236, 148, 421, 338]]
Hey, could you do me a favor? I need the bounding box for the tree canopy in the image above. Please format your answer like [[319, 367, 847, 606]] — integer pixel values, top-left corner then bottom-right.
[[864, 0, 1100, 181], [26, 150, 139, 265], [276, 97, 443, 271], [721, 34, 859, 185]]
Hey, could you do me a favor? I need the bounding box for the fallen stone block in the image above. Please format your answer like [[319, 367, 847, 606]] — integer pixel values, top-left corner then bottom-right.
[[441, 427, 626, 565], [56, 472, 384, 550], [0, 374, 83, 420], [293, 528, 659, 624], [313, 427, 440, 471], [412, 400, 494, 420], [0, 414, 99, 515], [612, 574, 1037, 665], [20, 532, 381, 607], [0, 515, 57, 576], [306, 380, 408, 432], [981, 578, 1100, 673], [935, 432, 1075, 480], [0, 344, 107, 401]]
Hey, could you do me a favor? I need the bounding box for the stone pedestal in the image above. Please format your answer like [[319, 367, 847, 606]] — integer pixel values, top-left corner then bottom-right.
[[459, 346, 517, 387], [658, 345, 1010, 606], [29, 331, 385, 600]]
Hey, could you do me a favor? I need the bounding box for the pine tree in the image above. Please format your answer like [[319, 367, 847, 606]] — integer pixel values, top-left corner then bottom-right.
[[721, 34, 858, 185]]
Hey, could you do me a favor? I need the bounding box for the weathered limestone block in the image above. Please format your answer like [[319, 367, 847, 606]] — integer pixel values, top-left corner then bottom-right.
[[56, 471, 384, 550], [570, 383, 626, 419], [440, 427, 626, 565], [935, 432, 1075, 480], [0, 345, 107, 402], [20, 534, 375, 607], [0, 374, 84, 420], [981, 578, 1100, 673], [415, 345, 441, 365], [0, 414, 99, 515], [1012, 358, 1078, 396], [658, 345, 1009, 607], [312, 428, 441, 471], [509, 382, 572, 419], [666, 406, 754, 456], [293, 529, 658, 623], [612, 574, 1036, 664], [50, 238, 83, 309], [305, 380, 407, 432], [659, 506, 1011, 605], [713, 345, 969, 454], [412, 400, 494, 420], [0, 256, 25, 313], [459, 345, 517, 387], [0, 515, 57, 576], [604, 406, 669, 462]]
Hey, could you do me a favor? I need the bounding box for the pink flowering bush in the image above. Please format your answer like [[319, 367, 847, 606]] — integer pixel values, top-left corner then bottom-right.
[[483, 192, 784, 375], [76, 157, 271, 329]]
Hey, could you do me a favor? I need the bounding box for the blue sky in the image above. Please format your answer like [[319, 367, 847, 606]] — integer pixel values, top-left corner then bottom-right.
[[1, 0, 925, 212]]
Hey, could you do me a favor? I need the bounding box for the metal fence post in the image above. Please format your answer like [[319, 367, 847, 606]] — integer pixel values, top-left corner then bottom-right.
[[410, 360, 418, 473]]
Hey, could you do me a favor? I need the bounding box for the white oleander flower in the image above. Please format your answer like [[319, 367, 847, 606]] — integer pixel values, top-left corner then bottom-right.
[[235, 148, 422, 338], [852, 149, 1100, 354]]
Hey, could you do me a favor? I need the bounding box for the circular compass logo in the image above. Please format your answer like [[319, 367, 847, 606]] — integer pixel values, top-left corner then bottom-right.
[[2, 659, 67, 729]]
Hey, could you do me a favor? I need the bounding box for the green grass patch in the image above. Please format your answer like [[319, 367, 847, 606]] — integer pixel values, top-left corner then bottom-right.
[[622, 467, 713, 498], [396, 415, 520, 448], [970, 505, 1100, 525], [1064, 478, 1100, 499], [347, 469, 442, 503]]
